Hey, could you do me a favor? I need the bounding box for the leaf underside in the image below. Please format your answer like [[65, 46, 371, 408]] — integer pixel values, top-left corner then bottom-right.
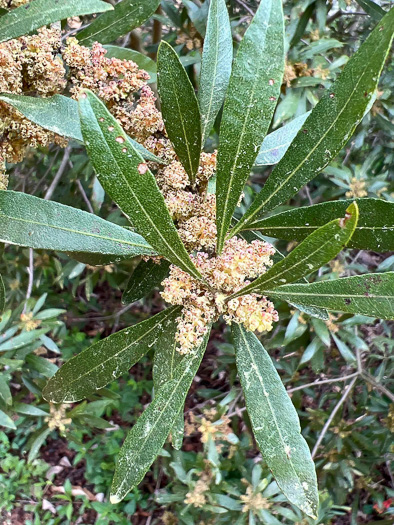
[[233, 324, 318, 518]]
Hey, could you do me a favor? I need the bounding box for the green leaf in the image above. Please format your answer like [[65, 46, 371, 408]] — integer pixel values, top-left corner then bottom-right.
[[110, 329, 210, 503], [231, 8, 394, 235], [0, 274, 4, 313], [122, 259, 170, 304], [355, 0, 385, 21], [245, 198, 394, 252], [255, 112, 310, 166], [0, 374, 11, 405], [0, 408, 16, 430], [157, 41, 201, 184], [13, 403, 49, 417], [230, 202, 358, 299], [0, 94, 83, 142], [216, 0, 285, 253], [77, 0, 161, 46], [28, 427, 51, 463], [0, 0, 113, 43], [79, 90, 202, 280], [43, 307, 181, 403], [233, 324, 318, 518], [153, 314, 185, 450], [0, 94, 164, 164], [103, 46, 157, 83], [264, 272, 394, 320], [0, 190, 154, 265], [198, 0, 233, 144]]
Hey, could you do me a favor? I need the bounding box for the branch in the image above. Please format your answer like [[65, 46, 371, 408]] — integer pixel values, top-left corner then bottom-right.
[[311, 376, 358, 458], [44, 146, 72, 201]]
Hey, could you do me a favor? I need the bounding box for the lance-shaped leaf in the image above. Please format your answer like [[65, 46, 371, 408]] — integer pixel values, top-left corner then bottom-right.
[[0, 190, 154, 265], [43, 306, 181, 403], [264, 272, 394, 319], [355, 0, 385, 20], [157, 41, 201, 184], [77, 0, 161, 46], [0, 94, 164, 164], [233, 324, 318, 518], [198, 0, 233, 144], [0, 275, 4, 313], [215, 0, 285, 253], [153, 312, 184, 450], [0, 0, 112, 43], [79, 90, 202, 280], [110, 329, 210, 503], [122, 259, 170, 304], [255, 112, 311, 166], [231, 8, 394, 236], [229, 202, 358, 300], [246, 198, 394, 252], [104, 46, 157, 83]]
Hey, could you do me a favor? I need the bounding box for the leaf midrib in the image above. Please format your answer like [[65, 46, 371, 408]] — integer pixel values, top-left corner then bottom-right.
[[217, 1, 274, 249], [0, 211, 150, 251], [236, 233, 336, 297], [55, 307, 179, 400], [249, 224, 389, 231], [91, 109, 201, 279], [238, 327, 310, 505], [78, 2, 143, 43], [114, 347, 199, 497], [239, 34, 388, 227], [200, 0, 220, 143]]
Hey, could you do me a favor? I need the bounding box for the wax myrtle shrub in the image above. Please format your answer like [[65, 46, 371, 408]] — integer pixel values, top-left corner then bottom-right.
[[0, 0, 394, 519]]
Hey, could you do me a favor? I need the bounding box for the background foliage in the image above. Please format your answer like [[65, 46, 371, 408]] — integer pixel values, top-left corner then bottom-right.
[[0, 0, 393, 523]]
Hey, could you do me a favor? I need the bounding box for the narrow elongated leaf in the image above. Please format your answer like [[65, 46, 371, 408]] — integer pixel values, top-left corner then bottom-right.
[[0, 94, 164, 164], [233, 324, 318, 517], [0, 408, 16, 430], [153, 312, 184, 450], [264, 273, 394, 320], [0, 0, 113, 43], [122, 259, 170, 304], [230, 202, 358, 299], [355, 0, 385, 20], [216, 0, 285, 253], [157, 41, 201, 184], [43, 307, 181, 403], [0, 94, 83, 142], [231, 8, 394, 236], [0, 375, 11, 405], [198, 0, 233, 144], [255, 112, 310, 166], [104, 46, 157, 83], [0, 275, 4, 313], [0, 190, 154, 264], [110, 329, 210, 503], [246, 198, 394, 252], [79, 90, 202, 280], [77, 0, 161, 46]]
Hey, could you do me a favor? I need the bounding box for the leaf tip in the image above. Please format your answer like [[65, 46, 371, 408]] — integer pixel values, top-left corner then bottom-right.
[[110, 494, 121, 505], [340, 200, 359, 228]]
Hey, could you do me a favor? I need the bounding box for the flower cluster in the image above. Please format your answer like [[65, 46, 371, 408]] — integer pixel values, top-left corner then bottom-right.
[[161, 237, 278, 354], [0, 30, 162, 186]]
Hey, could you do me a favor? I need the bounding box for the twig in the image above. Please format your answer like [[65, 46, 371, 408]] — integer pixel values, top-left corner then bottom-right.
[[311, 376, 357, 458], [234, 0, 255, 16], [361, 373, 394, 403], [287, 372, 359, 393], [23, 248, 34, 313], [44, 146, 71, 201], [69, 303, 134, 323], [76, 179, 94, 213]]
